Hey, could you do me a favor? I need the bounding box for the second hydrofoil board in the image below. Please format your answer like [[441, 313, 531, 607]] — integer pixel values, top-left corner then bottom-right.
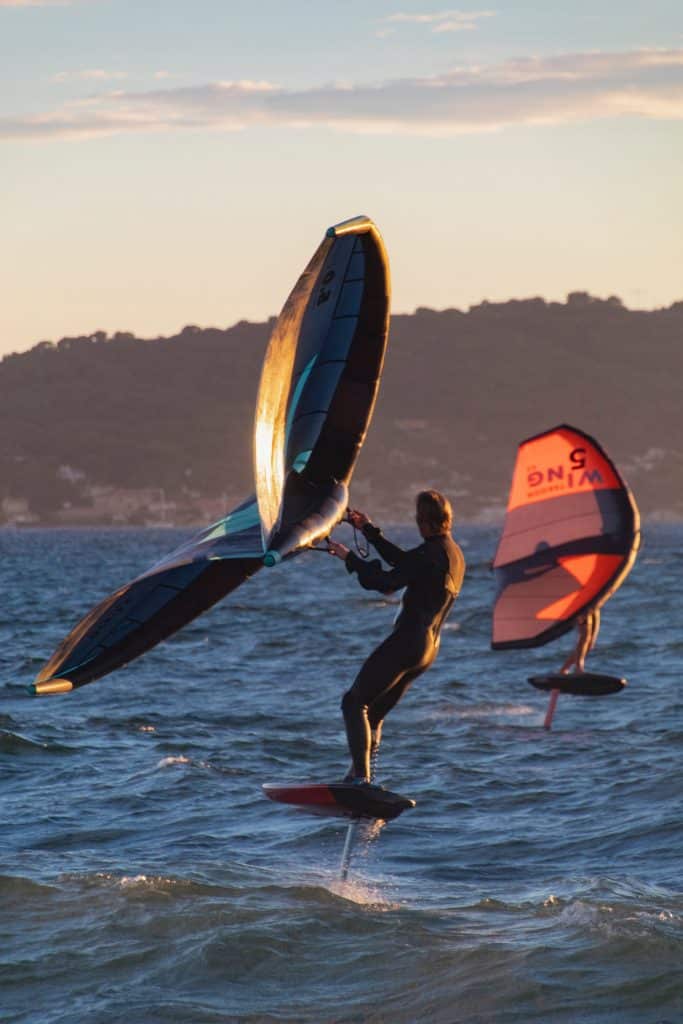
[[528, 672, 626, 696]]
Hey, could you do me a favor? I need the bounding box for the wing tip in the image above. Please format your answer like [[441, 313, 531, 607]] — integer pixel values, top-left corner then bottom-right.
[[326, 215, 374, 238], [28, 679, 74, 697]]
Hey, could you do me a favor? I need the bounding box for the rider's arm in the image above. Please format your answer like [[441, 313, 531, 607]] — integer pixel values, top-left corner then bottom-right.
[[345, 548, 422, 594], [361, 523, 406, 567]]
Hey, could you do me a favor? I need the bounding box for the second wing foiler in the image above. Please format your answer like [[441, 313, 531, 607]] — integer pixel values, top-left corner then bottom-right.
[[491, 425, 640, 650], [32, 216, 390, 694]]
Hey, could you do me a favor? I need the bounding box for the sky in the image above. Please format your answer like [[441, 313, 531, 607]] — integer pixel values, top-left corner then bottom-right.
[[2, 0, 682, 356]]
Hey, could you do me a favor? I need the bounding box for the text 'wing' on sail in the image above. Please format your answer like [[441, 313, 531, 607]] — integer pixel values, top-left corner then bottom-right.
[[255, 215, 390, 565], [491, 424, 640, 650], [32, 497, 264, 693]]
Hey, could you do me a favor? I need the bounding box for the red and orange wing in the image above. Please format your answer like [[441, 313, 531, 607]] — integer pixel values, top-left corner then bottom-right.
[[492, 425, 639, 649]]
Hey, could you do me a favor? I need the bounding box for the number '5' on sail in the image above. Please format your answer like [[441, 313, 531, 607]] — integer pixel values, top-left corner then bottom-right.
[[491, 424, 640, 650], [31, 216, 390, 695]]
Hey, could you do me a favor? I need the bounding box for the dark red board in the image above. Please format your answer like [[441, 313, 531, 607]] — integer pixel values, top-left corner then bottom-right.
[[262, 781, 415, 821]]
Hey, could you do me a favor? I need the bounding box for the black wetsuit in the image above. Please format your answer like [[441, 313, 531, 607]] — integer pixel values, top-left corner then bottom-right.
[[342, 523, 466, 779]]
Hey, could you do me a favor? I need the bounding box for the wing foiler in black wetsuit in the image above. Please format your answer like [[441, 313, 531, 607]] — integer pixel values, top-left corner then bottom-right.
[[341, 522, 466, 781]]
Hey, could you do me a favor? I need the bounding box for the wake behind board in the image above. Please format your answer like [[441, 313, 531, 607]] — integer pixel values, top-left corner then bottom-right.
[[528, 672, 626, 697], [262, 781, 415, 821]]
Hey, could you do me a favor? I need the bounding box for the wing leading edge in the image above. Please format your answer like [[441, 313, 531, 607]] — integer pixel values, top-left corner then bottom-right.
[[258, 215, 390, 565], [32, 216, 391, 693], [32, 497, 264, 692]]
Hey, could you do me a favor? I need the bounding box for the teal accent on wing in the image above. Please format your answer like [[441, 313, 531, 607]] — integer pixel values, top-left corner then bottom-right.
[[208, 550, 263, 560], [284, 355, 317, 458], [202, 500, 260, 543], [31, 216, 390, 695], [292, 450, 312, 472]]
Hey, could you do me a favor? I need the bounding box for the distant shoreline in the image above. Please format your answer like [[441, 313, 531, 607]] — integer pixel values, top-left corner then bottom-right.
[[2, 516, 681, 531], [3, 300, 681, 523]]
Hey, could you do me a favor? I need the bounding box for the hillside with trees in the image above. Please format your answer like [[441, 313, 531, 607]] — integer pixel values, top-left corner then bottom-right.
[[1, 294, 681, 523]]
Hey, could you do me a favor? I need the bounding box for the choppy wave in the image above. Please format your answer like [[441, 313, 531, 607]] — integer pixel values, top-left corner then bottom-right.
[[1, 525, 681, 1024], [0, 728, 75, 755]]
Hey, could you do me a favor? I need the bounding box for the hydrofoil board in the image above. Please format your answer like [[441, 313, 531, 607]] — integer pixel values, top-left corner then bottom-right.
[[262, 781, 415, 821], [528, 672, 626, 697]]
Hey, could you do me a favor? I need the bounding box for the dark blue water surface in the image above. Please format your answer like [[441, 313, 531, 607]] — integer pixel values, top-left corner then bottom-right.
[[1, 524, 681, 1024]]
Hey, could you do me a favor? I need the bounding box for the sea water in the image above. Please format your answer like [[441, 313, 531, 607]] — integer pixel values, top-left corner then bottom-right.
[[1, 524, 681, 1024]]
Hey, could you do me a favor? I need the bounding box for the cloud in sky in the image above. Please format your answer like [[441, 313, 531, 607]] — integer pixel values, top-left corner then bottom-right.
[[383, 9, 495, 33], [3, 49, 683, 142], [53, 69, 129, 82], [0, 1, 75, 6]]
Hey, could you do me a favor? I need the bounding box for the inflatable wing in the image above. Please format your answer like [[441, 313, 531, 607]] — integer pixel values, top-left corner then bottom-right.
[[32, 216, 390, 694], [491, 424, 640, 650]]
